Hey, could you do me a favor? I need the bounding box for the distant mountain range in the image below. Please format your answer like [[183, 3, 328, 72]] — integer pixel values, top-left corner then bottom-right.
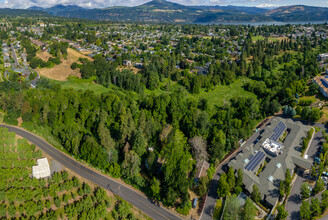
[[8, 0, 328, 23]]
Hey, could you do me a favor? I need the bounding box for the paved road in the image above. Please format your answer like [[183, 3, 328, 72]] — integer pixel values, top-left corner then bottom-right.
[[31, 70, 40, 88], [286, 129, 326, 220], [201, 117, 271, 220], [0, 124, 182, 220], [10, 44, 19, 67], [287, 171, 306, 220]]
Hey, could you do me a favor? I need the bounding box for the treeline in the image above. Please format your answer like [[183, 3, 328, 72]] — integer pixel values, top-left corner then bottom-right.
[[0, 78, 262, 213]]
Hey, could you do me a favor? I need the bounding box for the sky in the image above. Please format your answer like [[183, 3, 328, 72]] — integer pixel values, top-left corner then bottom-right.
[[0, 0, 327, 9]]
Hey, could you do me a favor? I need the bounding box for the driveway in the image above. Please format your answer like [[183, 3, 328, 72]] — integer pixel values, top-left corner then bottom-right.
[[287, 172, 307, 220], [286, 130, 326, 220]]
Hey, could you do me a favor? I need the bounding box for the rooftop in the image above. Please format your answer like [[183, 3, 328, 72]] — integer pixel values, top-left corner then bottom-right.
[[262, 138, 283, 156], [228, 118, 312, 208], [32, 158, 51, 179], [314, 75, 328, 94]]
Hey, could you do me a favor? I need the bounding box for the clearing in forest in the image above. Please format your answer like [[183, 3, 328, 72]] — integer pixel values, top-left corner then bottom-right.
[[37, 48, 92, 81], [145, 77, 256, 107]]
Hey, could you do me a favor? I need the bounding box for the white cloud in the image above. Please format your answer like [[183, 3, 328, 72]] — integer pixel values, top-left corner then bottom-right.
[[0, 0, 322, 9], [0, 0, 150, 8], [256, 3, 280, 8]]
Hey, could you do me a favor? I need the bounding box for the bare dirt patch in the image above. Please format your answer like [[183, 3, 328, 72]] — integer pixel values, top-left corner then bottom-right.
[[80, 50, 93, 55], [117, 66, 141, 74], [37, 51, 53, 62], [318, 106, 328, 124], [17, 117, 23, 127], [37, 48, 93, 81]]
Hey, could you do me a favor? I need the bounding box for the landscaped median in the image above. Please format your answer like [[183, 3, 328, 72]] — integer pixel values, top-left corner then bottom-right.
[[213, 199, 223, 219], [301, 127, 315, 157]]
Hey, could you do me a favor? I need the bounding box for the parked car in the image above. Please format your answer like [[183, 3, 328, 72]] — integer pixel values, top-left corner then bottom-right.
[[192, 198, 198, 208], [323, 171, 328, 177]]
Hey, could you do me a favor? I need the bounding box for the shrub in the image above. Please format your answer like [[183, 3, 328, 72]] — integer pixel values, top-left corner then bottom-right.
[[299, 99, 313, 106], [176, 200, 191, 215], [213, 199, 223, 220], [71, 62, 78, 70]]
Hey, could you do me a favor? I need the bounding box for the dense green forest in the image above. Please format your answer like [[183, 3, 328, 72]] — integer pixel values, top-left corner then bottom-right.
[[0, 21, 326, 214]]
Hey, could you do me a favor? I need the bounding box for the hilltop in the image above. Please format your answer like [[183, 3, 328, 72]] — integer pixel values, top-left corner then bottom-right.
[[23, 1, 328, 23], [265, 5, 328, 22]]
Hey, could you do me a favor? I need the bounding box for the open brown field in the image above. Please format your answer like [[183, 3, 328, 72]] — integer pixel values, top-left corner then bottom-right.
[[37, 48, 92, 81], [37, 51, 53, 62], [117, 66, 141, 74]]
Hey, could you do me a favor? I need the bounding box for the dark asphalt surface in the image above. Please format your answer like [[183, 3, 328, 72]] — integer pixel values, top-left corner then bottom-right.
[[10, 44, 19, 67], [286, 128, 326, 220], [0, 124, 182, 220]]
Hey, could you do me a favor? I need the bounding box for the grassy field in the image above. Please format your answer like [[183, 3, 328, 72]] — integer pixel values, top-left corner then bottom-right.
[[51, 74, 255, 108], [50, 76, 127, 96], [37, 48, 92, 81], [145, 77, 256, 107], [195, 78, 256, 106], [299, 96, 317, 104], [252, 35, 285, 42]]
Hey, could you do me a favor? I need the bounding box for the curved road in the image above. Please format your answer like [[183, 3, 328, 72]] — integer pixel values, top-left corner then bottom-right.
[[0, 124, 181, 220]]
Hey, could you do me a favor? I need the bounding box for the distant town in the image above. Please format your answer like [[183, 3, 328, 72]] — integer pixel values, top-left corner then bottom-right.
[[2, 13, 328, 220]]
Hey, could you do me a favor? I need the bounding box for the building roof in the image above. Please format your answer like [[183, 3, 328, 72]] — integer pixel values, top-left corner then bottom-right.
[[228, 118, 311, 207], [32, 158, 51, 179], [195, 160, 210, 179], [292, 156, 313, 170], [314, 75, 328, 94]]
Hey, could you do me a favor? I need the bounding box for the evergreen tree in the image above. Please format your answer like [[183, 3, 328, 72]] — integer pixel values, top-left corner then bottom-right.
[[251, 184, 261, 203]]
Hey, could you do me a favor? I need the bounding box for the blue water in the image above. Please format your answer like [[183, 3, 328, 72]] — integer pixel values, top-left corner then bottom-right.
[[200, 21, 328, 26]]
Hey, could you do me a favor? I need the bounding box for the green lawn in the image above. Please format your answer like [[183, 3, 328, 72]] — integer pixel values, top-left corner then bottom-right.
[[51, 76, 255, 108], [252, 35, 280, 42], [145, 77, 256, 108], [50, 76, 126, 96], [299, 96, 317, 103], [195, 78, 256, 107], [144, 78, 186, 96]]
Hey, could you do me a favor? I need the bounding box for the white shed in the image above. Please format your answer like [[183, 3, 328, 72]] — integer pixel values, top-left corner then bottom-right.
[[32, 158, 51, 179]]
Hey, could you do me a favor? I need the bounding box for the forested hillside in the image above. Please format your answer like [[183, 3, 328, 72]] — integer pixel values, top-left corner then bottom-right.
[[0, 22, 325, 214], [25, 1, 328, 23]]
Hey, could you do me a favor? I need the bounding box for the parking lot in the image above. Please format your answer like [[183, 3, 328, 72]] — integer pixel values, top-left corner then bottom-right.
[[286, 129, 325, 220]]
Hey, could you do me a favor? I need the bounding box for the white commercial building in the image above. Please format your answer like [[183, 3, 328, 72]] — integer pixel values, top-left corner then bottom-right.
[[32, 158, 51, 179], [262, 138, 283, 157]]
